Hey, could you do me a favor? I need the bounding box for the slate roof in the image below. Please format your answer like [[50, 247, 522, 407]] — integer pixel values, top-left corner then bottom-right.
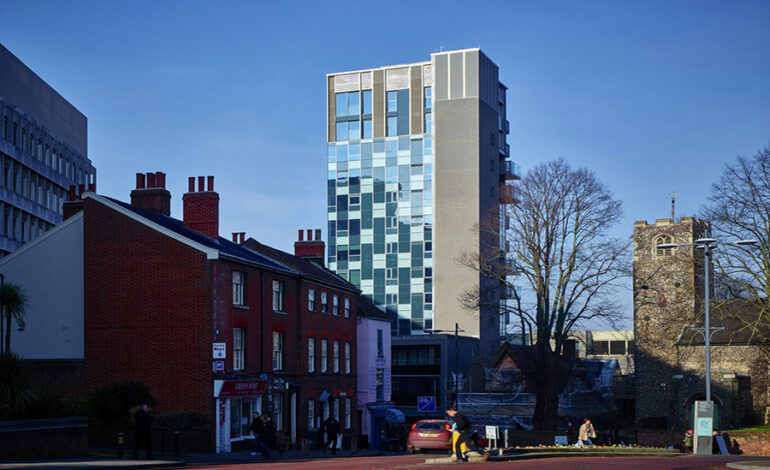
[[241, 238, 357, 292], [357, 293, 395, 322], [102, 196, 297, 274], [677, 300, 770, 345]]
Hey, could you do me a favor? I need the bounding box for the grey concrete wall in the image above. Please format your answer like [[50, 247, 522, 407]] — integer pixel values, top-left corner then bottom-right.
[[0, 44, 87, 156], [0, 214, 84, 359]]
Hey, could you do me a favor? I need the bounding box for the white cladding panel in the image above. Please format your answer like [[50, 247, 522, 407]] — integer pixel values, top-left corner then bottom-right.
[[335, 73, 361, 92], [386, 68, 409, 90]]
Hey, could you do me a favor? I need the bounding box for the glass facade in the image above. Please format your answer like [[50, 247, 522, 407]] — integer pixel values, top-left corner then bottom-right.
[[329, 85, 434, 335]]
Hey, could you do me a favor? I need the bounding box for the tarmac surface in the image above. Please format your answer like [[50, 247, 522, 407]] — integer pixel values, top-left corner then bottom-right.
[[1, 448, 769, 469]]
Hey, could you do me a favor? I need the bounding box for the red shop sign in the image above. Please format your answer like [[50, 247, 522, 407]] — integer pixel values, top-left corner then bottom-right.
[[218, 380, 267, 397]]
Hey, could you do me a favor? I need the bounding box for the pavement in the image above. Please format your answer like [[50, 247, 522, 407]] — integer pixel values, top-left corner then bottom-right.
[[0, 447, 389, 469]]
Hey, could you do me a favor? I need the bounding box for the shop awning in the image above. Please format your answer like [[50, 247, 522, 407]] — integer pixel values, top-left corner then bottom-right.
[[386, 408, 405, 424]]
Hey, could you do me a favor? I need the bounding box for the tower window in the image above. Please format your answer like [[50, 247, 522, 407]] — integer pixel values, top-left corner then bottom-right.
[[654, 235, 673, 257]]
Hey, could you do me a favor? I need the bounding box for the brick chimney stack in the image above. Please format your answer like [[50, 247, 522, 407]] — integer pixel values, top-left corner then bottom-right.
[[62, 183, 96, 220], [294, 228, 325, 266], [130, 172, 171, 216], [183, 175, 219, 239]]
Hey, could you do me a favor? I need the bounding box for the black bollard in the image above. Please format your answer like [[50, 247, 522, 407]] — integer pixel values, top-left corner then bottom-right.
[[117, 432, 124, 459], [173, 430, 180, 456]]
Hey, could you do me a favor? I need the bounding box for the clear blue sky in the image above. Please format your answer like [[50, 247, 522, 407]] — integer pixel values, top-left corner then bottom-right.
[[2, 0, 768, 328]]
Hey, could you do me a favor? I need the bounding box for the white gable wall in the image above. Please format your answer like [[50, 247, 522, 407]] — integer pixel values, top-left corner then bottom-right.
[[0, 214, 84, 359]]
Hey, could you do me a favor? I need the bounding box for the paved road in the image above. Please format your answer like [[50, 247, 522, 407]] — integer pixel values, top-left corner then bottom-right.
[[170, 454, 770, 470]]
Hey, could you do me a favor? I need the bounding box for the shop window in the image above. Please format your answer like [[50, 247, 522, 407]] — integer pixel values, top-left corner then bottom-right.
[[273, 393, 283, 431]]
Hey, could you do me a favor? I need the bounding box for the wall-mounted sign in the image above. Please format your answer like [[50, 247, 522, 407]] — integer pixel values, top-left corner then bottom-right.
[[213, 343, 226, 359], [213, 361, 225, 372], [215, 380, 267, 398]]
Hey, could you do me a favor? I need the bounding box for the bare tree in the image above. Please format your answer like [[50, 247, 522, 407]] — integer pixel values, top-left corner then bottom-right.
[[701, 145, 770, 339], [459, 159, 629, 430]]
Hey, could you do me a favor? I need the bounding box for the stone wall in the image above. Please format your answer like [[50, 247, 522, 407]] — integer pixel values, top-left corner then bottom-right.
[[0, 417, 88, 459]]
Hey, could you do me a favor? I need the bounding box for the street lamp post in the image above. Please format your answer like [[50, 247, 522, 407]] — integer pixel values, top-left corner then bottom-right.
[[658, 236, 757, 453]]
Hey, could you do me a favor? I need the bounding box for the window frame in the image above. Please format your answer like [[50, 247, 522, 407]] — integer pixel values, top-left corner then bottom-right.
[[308, 288, 316, 311], [272, 331, 284, 371], [321, 338, 328, 373], [333, 340, 340, 373], [344, 298, 351, 318], [308, 337, 316, 373], [233, 327, 245, 371], [233, 271, 245, 306], [308, 399, 315, 430], [345, 341, 351, 374], [272, 280, 285, 312], [321, 292, 328, 314], [345, 397, 351, 429], [273, 393, 283, 431], [333, 294, 339, 316]]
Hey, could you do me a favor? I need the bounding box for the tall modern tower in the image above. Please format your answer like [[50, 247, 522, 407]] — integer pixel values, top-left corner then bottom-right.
[[326, 49, 518, 353], [0, 43, 96, 256]]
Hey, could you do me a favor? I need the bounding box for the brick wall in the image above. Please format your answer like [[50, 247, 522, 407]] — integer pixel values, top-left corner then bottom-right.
[[83, 198, 213, 415]]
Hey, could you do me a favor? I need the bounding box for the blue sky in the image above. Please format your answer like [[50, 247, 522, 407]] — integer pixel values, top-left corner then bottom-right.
[[2, 0, 768, 327]]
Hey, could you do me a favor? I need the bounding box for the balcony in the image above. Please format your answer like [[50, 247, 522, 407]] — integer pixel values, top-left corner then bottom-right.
[[500, 159, 520, 181], [499, 183, 520, 205]]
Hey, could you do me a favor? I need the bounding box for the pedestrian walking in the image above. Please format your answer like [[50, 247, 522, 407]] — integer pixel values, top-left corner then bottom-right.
[[132, 404, 153, 459], [682, 429, 693, 453], [248, 412, 266, 456], [577, 417, 596, 447], [321, 415, 340, 454], [446, 406, 489, 462]]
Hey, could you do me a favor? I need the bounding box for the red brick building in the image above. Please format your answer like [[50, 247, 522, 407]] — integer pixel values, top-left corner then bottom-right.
[[0, 172, 359, 452]]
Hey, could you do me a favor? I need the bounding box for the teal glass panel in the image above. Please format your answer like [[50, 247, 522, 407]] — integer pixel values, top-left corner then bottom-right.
[[349, 270, 361, 286], [362, 90, 372, 115], [374, 269, 385, 286]]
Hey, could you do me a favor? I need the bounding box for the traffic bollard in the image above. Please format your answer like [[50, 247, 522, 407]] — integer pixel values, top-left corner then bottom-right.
[[117, 432, 124, 459], [173, 430, 180, 456], [301, 438, 309, 456], [351, 436, 358, 454]]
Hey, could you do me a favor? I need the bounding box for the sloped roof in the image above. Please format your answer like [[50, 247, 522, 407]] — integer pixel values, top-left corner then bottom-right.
[[241, 238, 357, 292], [99, 195, 297, 274], [357, 293, 394, 321], [677, 300, 770, 345]]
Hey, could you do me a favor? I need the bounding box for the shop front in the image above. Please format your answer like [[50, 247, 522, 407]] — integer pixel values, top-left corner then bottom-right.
[[214, 379, 267, 453]]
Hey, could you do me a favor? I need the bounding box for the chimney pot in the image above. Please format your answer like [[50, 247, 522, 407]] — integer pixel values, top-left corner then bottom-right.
[[88, 182, 96, 193], [232, 232, 239, 243], [156, 171, 165, 189], [197, 176, 205, 192], [146, 172, 157, 188], [298, 230, 304, 241], [136, 173, 146, 189], [239, 232, 245, 243], [207, 175, 214, 192], [315, 229, 321, 241], [188, 177, 195, 192], [306, 229, 312, 241], [68, 185, 77, 201], [78, 184, 85, 195]]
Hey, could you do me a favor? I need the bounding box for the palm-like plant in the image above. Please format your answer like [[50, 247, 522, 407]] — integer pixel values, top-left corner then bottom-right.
[[0, 351, 38, 419], [0, 282, 28, 354]]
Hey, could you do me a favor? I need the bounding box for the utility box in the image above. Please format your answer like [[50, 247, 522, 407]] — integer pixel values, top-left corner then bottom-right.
[[693, 400, 713, 455]]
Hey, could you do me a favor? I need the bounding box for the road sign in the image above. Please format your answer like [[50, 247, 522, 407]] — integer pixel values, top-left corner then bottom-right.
[[417, 396, 436, 412]]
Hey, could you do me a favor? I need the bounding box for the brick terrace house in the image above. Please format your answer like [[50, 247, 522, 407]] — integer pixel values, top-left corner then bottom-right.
[[0, 172, 359, 452]]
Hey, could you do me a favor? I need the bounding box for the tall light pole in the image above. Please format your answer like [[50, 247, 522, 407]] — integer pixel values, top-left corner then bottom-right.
[[658, 237, 757, 401], [658, 236, 757, 453]]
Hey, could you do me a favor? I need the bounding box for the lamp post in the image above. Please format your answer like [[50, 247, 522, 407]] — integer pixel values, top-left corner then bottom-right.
[[658, 236, 757, 453]]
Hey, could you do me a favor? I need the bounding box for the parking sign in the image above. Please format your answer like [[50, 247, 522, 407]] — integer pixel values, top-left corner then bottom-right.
[[417, 396, 436, 412]]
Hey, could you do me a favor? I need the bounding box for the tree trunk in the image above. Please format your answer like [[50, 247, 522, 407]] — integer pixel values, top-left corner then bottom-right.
[[532, 348, 569, 430]]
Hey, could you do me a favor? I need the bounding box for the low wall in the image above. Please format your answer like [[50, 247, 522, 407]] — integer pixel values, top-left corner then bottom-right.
[[730, 432, 770, 456], [0, 417, 88, 459]]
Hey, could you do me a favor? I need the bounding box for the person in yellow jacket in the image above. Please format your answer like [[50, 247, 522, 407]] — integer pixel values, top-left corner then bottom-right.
[[451, 422, 469, 455], [577, 417, 596, 447]]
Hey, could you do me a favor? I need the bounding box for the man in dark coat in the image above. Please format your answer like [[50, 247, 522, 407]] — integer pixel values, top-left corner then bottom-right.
[[446, 406, 487, 462], [132, 404, 153, 459], [321, 415, 340, 455], [248, 412, 265, 456]]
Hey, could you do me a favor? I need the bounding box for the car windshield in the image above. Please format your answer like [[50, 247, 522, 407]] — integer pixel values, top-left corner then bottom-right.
[[415, 422, 445, 430]]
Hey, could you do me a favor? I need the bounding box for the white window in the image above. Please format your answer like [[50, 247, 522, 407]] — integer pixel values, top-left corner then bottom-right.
[[308, 400, 315, 429], [233, 272, 244, 305], [321, 292, 328, 314], [334, 397, 340, 423], [323, 400, 330, 420], [272, 280, 284, 312], [344, 298, 351, 318], [345, 397, 351, 429], [272, 331, 283, 370], [333, 340, 340, 373], [333, 295, 339, 316], [273, 393, 283, 431], [308, 338, 316, 373], [655, 235, 673, 258], [345, 341, 351, 374], [308, 288, 316, 311], [321, 339, 328, 373], [233, 328, 245, 371]]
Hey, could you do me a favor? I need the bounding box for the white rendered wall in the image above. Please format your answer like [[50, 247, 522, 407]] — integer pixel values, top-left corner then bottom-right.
[[0, 214, 84, 359]]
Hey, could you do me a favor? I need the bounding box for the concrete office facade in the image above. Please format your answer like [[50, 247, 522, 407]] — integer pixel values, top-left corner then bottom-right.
[[0, 43, 96, 255], [326, 49, 518, 355]]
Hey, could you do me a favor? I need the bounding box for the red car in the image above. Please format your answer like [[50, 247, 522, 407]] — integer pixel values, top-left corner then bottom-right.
[[407, 419, 452, 453]]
